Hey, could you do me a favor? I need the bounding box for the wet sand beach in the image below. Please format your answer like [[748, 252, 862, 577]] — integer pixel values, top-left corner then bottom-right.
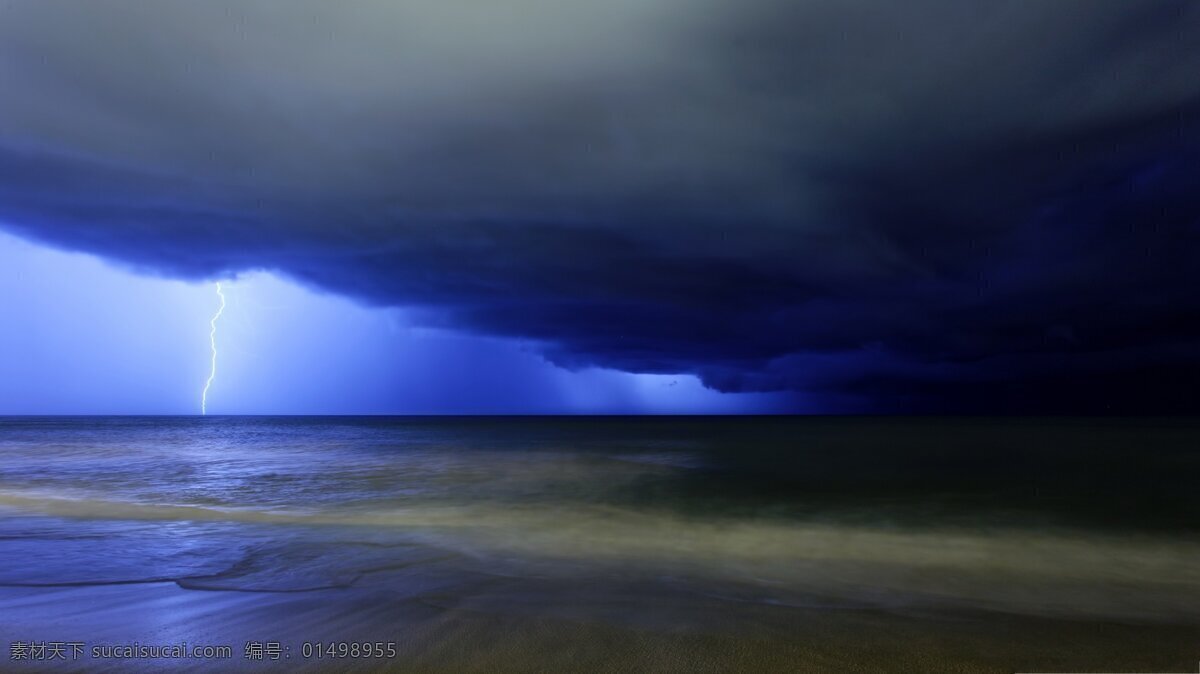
[[1, 417, 1198, 671], [2, 580, 1198, 673]]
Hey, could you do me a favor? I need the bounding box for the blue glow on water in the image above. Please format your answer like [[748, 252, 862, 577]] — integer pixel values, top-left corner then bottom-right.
[[1, 416, 1198, 622]]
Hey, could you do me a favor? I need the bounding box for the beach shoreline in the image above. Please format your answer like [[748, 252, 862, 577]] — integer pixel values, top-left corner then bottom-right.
[[2, 580, 1197, 673], [2, 417, 1198, 672]]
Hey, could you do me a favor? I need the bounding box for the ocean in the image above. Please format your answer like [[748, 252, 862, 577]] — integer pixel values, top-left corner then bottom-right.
[[1, 416, 1198, 671]]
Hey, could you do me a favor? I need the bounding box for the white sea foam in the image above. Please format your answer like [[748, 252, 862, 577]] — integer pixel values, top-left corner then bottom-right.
[[3, 487, 1199, 622]]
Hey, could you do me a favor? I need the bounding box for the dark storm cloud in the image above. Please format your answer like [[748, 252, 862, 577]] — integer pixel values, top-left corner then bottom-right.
[[1, 0, 1199, 411]]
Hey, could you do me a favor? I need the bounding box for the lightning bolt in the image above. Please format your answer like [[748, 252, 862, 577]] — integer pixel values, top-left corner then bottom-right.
[[201, 282, 226, 415]]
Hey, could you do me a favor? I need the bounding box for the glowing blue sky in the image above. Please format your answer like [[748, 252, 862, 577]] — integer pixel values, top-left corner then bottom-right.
[[0, 231, 799, 414]]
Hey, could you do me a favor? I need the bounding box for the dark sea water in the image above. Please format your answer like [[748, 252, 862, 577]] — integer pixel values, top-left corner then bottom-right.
[[1, 416, 1199, 659]]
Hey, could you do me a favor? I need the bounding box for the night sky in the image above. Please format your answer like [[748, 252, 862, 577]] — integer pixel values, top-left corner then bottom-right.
[[1, 0, 1198, 414]]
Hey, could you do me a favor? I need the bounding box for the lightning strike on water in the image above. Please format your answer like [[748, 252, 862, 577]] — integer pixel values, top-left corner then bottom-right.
[[201, 282, 226, 415]]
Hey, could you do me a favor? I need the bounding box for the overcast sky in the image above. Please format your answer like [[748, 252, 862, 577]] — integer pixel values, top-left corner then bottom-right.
[[0, 0, 1198, 413]]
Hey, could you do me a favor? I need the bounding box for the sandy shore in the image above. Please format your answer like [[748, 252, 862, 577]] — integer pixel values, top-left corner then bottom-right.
[[2, 581, 1197, 673], [3, 417, 1198, 672]]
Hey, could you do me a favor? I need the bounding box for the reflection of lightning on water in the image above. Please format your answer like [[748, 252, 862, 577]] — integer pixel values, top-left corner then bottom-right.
[[201, 282, 226, 415]]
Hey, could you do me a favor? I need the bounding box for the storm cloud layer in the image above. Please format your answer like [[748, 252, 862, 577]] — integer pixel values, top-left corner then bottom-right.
[[2, 0, 1199, 412]]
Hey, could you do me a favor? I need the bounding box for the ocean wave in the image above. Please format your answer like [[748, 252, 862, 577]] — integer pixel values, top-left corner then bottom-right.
[[3, 487, 1199, 621]]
